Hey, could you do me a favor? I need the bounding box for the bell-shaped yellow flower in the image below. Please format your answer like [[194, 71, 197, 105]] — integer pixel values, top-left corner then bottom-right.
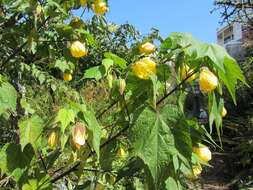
[[199, 67, 218, 93], [93, 0, 108, 15], [48, 131, 58, 149], [193, 145, 212, 162], [63, 72, 72, 82], [70, 41, 88, 58], [221, 106, 227, 118], [80, 0, 87, 6], [180, 65, 196, 82], [72, 123, 86, 149], [139, 42, 156, 55], [132, 57, 157, 80]]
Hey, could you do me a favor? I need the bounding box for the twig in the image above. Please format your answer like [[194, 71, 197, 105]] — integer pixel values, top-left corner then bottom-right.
[[38, 151, 48, 174], [96, 100, 118, 119], [50, 162, 81, 183], [156, 69, 198, 106]]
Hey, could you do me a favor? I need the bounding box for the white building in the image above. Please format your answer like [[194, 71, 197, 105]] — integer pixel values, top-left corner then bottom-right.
[[217, 23, 245, 61]]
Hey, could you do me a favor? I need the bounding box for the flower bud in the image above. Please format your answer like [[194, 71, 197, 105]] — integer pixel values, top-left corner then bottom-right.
[[48, 131, 58, 149], [221, 106, 227, 118], [107, 74, 113, 89], [63, 72, 72, 82], [139, 42, 156, 55], [193, 145, 212, 162], [119, 78, 126, 95], [117, 147, 126, 157], [72, 123, 86, 149], [180, 65, 196, 82]]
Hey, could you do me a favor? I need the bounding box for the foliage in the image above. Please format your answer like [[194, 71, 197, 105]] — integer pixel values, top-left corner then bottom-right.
[[0, 0, 246, 189]]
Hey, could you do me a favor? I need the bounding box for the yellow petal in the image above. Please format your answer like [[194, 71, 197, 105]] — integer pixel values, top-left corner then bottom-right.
[[139, 42, 156, 54], [132, 57, 157, 80], [199, 67, 218, 93], [70, 41, 88, 58], [72, 124, 86, 146], [221, 107, 227, 117], [193, 145, 212, 162]]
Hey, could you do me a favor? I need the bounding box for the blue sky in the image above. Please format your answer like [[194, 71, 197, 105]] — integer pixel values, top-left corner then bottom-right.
[[77, 0, 221, 43]]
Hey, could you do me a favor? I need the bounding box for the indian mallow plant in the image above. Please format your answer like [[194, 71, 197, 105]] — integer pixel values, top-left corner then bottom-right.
[[0, 0, 247, 189]]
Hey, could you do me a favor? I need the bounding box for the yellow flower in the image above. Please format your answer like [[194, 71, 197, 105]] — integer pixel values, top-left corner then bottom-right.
[[48, 131, 58, 149], [72, 123, 86, 149], [93, 0, 108, 15], [70, 41, 88, 58], [132, 57, 157, 80], [221, 106, 227, 118], [199, 67, 218, 93], [63, 72, 72, 82], [193, 165, 202, 176], [139, 42, 156, 55], [193, 145, 212, 162], [180, 65, 196, 82], [185, 165, 202, 179], [117, 147, 126, 157], [80, 0, 87, 6]]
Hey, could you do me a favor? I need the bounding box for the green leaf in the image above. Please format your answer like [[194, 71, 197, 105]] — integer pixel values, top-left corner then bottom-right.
[[130, 107, 177, 189], [130, 104, 192, 189], [150, 74, 158, 108], [104, 52, 127, 69], [0, 80, 17, 116], [102, 58, 114, 74], [47, 0, 68, 16], [208, 93, 223, 144], [168, 33, 226, 71], [82, 110, 102, 158], [168, 32, 247, 103], [165, 177, 180, 190], [22, 175, 52, 190], [116, 158, 144, 182], [83, 66, 105, 81], [20, 98, 35, 115], [54, 58, 70, 73], [76, 29, 96, 46], [0, 144, 34, 179], [19, 115, 44, 151], [55, 108, 76, 133], [218, 56, 248, 104]]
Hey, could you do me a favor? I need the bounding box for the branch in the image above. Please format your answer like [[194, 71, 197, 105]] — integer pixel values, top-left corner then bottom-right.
[[156, 69, 198, 106], [50, 162, 80, 183], [96, 100, 118, 119], [216, 1, 253, 8], [38, 151, 48, 174]]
